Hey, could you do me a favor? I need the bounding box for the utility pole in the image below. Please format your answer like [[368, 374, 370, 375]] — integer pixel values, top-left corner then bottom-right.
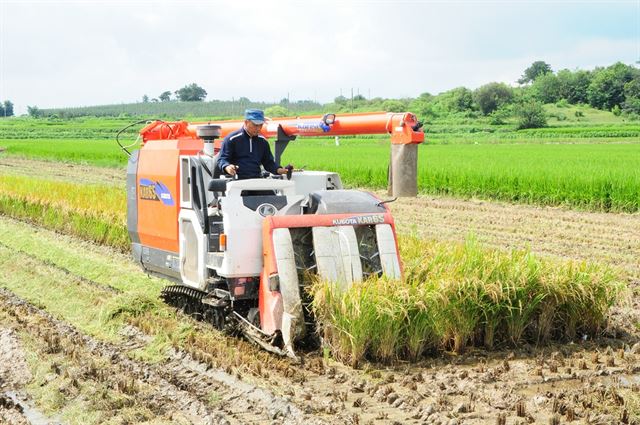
[[350, 88, 354, 113]]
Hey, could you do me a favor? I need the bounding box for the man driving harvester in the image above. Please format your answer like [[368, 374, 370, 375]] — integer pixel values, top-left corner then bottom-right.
[[218, 109, 293, 179]]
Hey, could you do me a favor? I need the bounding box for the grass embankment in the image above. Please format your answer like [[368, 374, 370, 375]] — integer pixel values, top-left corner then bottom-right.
[[313, 235, 625, 367], [0, 175, 127, 250]]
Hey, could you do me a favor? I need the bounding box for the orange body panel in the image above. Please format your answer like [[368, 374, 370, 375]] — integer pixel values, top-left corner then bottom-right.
[[260, 222, 281, 334], [136, 138, 202, 253]]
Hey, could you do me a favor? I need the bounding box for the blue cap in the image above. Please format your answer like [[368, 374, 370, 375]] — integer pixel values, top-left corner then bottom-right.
[[244, 109, 265, 124]]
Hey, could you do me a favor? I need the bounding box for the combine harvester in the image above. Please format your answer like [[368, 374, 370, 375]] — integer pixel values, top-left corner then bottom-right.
[[121, 112, 424, 357]]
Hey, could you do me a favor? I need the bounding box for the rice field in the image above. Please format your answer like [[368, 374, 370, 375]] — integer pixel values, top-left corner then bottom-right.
[[1, 137, 638, 212], [312, 235, 624, 366], [0, 116, 636, 421], [285, 140, 640, 212], [0, 172, 626, 367], [0, 174, 127, 249]]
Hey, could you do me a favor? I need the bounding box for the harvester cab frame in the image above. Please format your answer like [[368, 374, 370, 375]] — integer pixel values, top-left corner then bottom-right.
[[123, 112, 424, 358]]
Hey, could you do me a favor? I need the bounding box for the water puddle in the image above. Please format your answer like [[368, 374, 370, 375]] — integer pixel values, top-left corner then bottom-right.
[[4, 391, 63, 425]]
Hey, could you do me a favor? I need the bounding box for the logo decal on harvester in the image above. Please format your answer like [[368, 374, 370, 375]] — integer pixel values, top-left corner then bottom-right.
[[332, 214, 385, 226], [139, 178, 175, 206], [295, 121, 331, 133], [257, 203, 277, 217]]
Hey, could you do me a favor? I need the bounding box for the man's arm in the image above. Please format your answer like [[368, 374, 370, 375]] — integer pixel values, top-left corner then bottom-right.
[[217, 137, 233, 173]]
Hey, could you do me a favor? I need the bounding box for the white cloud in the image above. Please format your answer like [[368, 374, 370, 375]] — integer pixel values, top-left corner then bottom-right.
[[1, 0, 638, 114]]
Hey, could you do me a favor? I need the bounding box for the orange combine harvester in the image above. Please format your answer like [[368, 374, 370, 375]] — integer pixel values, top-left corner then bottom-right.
[[122, 112, 424, 356]]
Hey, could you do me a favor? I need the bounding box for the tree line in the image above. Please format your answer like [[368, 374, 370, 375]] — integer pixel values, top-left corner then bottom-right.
[[20, 61, 640, 126], [321, 61, 639, 129], [142, 83, 208, 103], [0, 100, 14, 117]]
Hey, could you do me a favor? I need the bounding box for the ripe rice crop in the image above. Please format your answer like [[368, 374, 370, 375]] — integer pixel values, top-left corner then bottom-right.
[[311, 235, 625, 366], [0, 175, 127, 249]]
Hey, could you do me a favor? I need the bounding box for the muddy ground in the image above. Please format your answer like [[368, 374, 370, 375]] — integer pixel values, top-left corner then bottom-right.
[[1, 155, 639, 423]]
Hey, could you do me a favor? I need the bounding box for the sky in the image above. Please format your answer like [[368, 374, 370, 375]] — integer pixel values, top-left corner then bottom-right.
[[0, 0, 638, 115]]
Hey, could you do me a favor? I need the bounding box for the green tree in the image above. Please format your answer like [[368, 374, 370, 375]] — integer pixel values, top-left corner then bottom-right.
[[159, 91, 171, 102], [142, 95, 149, 103], [489, 105, 512, 125], [556, 69, 592, 104], [381, 99, 407, 112], [473, 82, 514, 115], [622, 78, 640, 115], [333, 95, 348, 106], [531, 73, 561, 103], [409, 93, 437, 120], [518, 61, 552, 84], [435, 87, 474, 113], [1, 100, 13, 117], [515, 99, 547, 129], [264, 105, 289, 117], [587, 62, 639, 110], [27, 105, 42, 118], [174, 83, 207, 102]]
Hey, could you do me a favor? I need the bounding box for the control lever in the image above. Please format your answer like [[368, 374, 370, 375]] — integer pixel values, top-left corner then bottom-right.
[[376, 197, 397, 207]]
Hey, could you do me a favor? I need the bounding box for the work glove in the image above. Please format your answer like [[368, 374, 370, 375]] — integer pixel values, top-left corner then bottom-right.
[[285, 164, 294, 180]]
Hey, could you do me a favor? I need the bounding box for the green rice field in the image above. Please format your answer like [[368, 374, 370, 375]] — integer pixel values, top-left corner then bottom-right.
[[1, 137, 638, 212], [0, 114, 639, 212]]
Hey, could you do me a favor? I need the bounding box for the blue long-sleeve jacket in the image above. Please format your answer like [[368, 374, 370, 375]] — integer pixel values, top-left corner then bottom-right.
[[217, 127, 280, 179]]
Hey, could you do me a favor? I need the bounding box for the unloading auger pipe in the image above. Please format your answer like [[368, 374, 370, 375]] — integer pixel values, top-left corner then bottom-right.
[[186, 111, 424, 145], [137, 111, 425, 197], [138, 111, 424, 146]]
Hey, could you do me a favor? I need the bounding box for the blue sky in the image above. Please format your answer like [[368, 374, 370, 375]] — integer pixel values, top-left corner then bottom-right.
[[0, 0, 638, 114]]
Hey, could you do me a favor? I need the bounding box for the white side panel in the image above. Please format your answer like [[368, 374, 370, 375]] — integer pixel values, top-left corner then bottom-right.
[[312, 227, 342, 283], [312, 226, 362, 292], [336, 226, 363, 286], [215, 182, 305, 278], [273, 228, 305, 355], [218, 196, 264, 277], [179, 156, 192, 209], [375, 224, 401, 279], [178, 209, 208, 291], [289, 171, 343, 194]]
